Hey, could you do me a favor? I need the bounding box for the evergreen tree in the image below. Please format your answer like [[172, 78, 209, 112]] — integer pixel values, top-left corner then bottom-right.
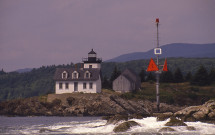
[[174, 67, 184, 83], [209, 67, 215, 83], [0, 69, 6, 75], [139, 68, 146, 82], [160, 70, 174, 83], [146, 72, 156, 81], [102, 76, 111, 89], [191, 65, 209, 86], [110, 66, 121, 87], [185, 71, 192, 82]]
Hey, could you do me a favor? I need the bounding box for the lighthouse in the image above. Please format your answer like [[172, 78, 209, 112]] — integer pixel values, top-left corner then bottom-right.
[[82, 49, 102, 69]]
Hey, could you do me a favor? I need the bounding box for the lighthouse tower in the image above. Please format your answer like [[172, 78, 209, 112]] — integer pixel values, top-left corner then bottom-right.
[[83, 49, 102, 69]]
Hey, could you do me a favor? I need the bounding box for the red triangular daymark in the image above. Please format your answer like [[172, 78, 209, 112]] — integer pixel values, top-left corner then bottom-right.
[[147, 58, 159, 72], [163, 58, 168, 71]]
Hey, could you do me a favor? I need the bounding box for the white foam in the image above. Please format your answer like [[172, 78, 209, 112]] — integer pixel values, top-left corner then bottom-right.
[[16, 117, 215, 134]]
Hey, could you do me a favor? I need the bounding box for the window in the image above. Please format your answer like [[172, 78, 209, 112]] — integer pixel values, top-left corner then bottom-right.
[[86, 73, 89, 78], [83, 83, 86, 89], [62, 71, 68, 79], [90, 83, 93, 89], [89, 65, 92, 68], [85, 71, 91, 79], [72, 71, 79, 79], [65, 83, 69, 89], [59, 83, 63, 89], [74, 73, 77, 78]]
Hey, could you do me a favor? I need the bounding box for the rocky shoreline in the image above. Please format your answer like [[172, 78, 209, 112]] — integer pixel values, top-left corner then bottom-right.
[[0, 93, 215, 133], [102, 100, 215, 133], [154, 100, 215, 123], [0, 93, 182, 116], [0, 93, 214, 119]]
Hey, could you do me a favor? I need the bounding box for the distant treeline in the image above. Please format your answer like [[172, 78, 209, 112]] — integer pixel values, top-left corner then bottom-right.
[[0, 58, 215, 101]]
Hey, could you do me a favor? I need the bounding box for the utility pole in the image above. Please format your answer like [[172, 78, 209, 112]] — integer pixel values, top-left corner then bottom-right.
[[155, 18, 161, 112], [147, 18, 167, 112]]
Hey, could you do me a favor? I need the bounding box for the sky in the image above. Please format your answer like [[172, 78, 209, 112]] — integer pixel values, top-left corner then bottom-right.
[[0, 0, 215, 72]]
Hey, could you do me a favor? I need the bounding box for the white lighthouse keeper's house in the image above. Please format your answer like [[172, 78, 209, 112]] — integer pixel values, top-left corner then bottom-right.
[[54, 49, 102, 94]]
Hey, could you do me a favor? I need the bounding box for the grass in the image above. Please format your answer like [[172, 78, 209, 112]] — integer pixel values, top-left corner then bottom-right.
[[119, 82, 215, 106]]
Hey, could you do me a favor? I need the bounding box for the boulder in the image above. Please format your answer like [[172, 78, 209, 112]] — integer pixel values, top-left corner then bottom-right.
[[192, 107, 209, 120], [113, 121, 140, 132], [106, 115, 129, 124], [174, 106, 200, 118], [154, 112, 173, 121], [128, 113, 146, 119], [165, 117, 187, 126], [174, 100, 215, 122], [186, 126, 196, 131], [184, 116, 196, 122], [208, 111, 215, 119], [203, 100, 215, 109], [158, 127, 175, 132]]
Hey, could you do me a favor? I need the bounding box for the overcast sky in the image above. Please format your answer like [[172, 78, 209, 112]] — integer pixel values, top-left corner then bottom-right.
[[1, 0, 215, 72]]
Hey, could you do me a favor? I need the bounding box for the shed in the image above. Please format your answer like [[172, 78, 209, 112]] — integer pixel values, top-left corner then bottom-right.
[[113, 68, 141, 93]]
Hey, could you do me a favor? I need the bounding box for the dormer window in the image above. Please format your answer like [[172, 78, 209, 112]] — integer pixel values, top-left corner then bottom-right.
[[85, 71, 91, 79], [72, 71, 79, 79], [62, 71, 68, 79]]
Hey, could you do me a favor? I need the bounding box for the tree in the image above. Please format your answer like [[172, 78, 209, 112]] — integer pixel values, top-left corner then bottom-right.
[[185, 71, 192, 82], [191, 65, 209, 86], [0, 69, 6, 75], [174, 67, 184, 83], [146, 72, 155, 81], [102, 76, 111, 89], [209, 67, 215, 83], [160, 70, 174, 83], [110, 66, 121, 87], [139, 68, 146, 82]]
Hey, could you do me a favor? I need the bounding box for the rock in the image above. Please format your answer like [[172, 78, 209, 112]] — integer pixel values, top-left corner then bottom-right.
[[192, 107, 209, 120], [173, 100, 215, 122], [106, 115, 129, 124], [129, 113, 145, 119], [154, 112, 173, 121], [165, 117, 187, 126], [184, 116, 196, 122], [39, 128, 55, 133], [158, 127, 175, 132], [208, 111, 215, 119], [113, 121, 140, 132], [132, 133, 162, 135], [203, 100, 215, 109], [186, 126, 196, 131], [174, 106, 200, 118]]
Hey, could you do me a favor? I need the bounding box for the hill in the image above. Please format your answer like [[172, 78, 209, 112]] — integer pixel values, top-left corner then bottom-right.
[[107, 43, 215, 62], [0, 58, 215, 102], [15, 68, 33, 73]]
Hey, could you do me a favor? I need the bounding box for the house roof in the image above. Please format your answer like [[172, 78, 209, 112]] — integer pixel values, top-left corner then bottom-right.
[[53, 68, 101, 81], [121, 68, 140, 83]]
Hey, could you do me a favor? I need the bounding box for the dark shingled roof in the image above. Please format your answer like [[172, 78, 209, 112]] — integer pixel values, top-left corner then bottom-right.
[[121, 68, 140, 83], [53, 68, 101, 81]]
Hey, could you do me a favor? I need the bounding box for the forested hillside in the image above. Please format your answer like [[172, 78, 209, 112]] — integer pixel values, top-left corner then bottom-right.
[[0, 58, 215, 101], [0, 64, 73, 101], [102, 58, 215, 78]]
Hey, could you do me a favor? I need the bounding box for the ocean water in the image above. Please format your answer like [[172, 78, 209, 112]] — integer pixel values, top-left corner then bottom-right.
[[0, 116, 215, 135]]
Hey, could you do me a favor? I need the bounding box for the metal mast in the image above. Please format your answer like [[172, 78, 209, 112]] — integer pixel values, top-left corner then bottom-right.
[[155, 18, 160, 112]]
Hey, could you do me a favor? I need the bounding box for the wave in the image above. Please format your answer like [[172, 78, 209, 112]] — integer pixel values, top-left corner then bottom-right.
[[2, 117, 215, 134]]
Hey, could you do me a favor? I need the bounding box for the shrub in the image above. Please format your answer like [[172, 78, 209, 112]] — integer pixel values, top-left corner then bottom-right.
[[51, 99, 61, 106], [67, 97, 75, 106]]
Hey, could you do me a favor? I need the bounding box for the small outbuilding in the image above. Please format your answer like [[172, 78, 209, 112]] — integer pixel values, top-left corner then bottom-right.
[[112, 68, 141, 93]]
